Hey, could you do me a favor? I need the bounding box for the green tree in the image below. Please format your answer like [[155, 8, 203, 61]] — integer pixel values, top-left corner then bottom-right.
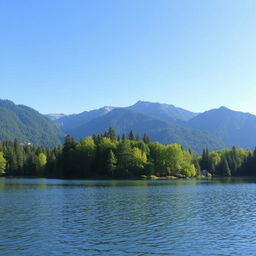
[[76, 137, 96, 177], [209, 152, 221, 174], [0, 152, 6, 175], [143, 134, 150, 144], [180, 150, 196, 177], [62, 135, 78, 178], [35, 153, 47, 176], [163, 144, 184, 176], [117, 139, 133, 176], [104, 127, 116, 141], [96, 137, 117, 175], [149, 142, 165, 176], [200, 148, 211, 171], [222, 158, 231, 176], [129, 130, 135, 140], [192, 157, 201, 176], [130, 147, 147, 175], [180, 162, 196, 177], [107, 150, 117, 177]]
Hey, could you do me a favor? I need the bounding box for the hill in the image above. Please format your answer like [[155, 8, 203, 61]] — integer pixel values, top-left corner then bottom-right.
[[0, 99, 64, 147], [187, 107, 256, 149]]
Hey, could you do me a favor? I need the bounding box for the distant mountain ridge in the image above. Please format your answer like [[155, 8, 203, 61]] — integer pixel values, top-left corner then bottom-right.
[[47, 101, 224, 153], [49, 106, 115, 133], [47, 101, 256, 153], [187, 106, 256, 149], [1, 99, 255, 153], [128, 101, 198, 122], [67, 108, 224, 153], [0, 99, 64, 147], [50, 101, 198, 131]]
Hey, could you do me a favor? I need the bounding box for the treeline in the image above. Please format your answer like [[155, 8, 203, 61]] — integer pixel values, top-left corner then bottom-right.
[[0, 128, 256, 178]]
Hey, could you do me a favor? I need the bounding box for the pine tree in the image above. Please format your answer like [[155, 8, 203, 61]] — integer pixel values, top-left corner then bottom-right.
[[106, 127, 116, 141], [129, 130, 135, 140], [62, 135, 77, 178], [222, 158, 231, 176], [107, 150, 117, 177], [201, 148, 210, 171], [143, 134, 150, 144], [117, 139, 132, 175]]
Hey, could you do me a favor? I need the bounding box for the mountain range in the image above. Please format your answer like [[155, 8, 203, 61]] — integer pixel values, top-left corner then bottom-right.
[[46, 101, 256, 153], [0, 99, 256, 153]]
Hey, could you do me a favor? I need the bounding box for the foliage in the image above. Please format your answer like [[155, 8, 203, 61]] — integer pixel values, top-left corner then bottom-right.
[[1, 128, 256, 179], [0, 152, 6, 175], [34, 153, 47, 176]]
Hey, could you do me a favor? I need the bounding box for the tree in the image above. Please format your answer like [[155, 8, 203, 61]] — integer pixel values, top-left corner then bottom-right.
[[180, 162, 196, 177], [105, 127, 116, 141], [209, 152, 221, 174], [35, 153, 47, 176], [192, 157, 201, 176], [129, 130, 135, 140], [222, 158, 231, 176], [14, 139, 24, 172], [180, 150, 196, 177], [149, 142, 165, 176], [107, 150, 117, 177], [130, 147, 147, 175], [200, 148, 211, 171], [143, 134, 150, 144], [62, 135, 78, 178], [76, 137, 96, 177], [0, 152, 6, 175], [117, 139, 133, 176], [96, 137, 117, 175], [163, 144, 184, 176]]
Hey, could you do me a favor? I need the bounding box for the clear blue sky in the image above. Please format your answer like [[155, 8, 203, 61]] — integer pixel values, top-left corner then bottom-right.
[[0, 0, 255, 114]]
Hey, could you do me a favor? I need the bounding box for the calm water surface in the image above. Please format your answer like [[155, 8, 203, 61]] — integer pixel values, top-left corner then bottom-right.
[[1, 178, 256, 255]]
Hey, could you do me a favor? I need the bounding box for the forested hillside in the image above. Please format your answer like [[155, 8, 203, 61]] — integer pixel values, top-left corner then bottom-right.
[[0, 99, 64, 147], [187, 107, 256, 149]]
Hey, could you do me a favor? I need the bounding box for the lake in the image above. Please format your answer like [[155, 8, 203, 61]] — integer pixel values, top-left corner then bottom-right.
[[1, 178, 256, 255]]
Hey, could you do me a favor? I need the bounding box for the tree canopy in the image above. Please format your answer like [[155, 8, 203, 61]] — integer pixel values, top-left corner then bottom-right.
[[0, 128, 256, 179]]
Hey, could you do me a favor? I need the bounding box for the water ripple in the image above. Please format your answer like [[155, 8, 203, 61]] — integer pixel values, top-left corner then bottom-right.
[[1, 178, 256, 255]]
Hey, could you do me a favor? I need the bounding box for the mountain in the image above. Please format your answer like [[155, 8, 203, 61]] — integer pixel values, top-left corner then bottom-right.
[[187, 106, 256, 149], [50, 106, 114, 133], [0, 99, 64, 147], [53, 101, 197, 134], [3, 99, 256, 152], [45, 100, 256, 152], [68, 108, 224, 154], [128, 101, 197, 123], [46, 113, 66, 121]]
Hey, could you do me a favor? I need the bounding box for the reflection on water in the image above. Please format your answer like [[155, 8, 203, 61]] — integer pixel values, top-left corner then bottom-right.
[[1, 178, 256, 255]]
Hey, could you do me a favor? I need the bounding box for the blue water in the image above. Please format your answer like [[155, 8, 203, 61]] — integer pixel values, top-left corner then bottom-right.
[[1, 178, 256, 255]]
